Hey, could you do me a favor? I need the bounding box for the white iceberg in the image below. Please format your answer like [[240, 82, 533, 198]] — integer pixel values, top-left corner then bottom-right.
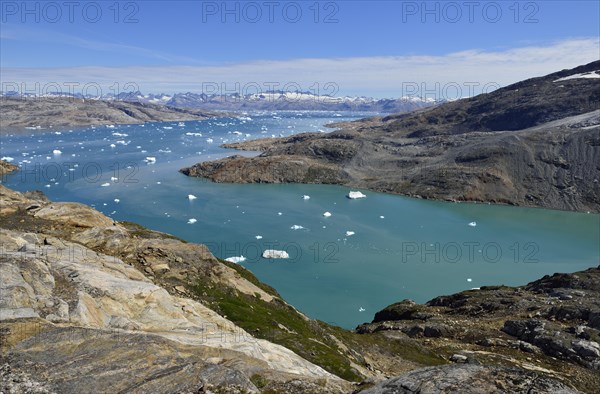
[[290, 225, 304, 230], [101, 183, 110, 187], [187, 218, 198, 224], [302, 195, 310, 200], [348, 191, 366, 199], [188, 194, 197, 200], [225, 256, 246, 263], [206, 138, 214, 143], [323, 212, 332, 217], [359, 307, 366, 312], [468, 222, 477, 227], [145, 157, 157, 164], [255, 235, 263, 239], [467, 278, 473, 282], [52, 150, 62, 155], [262, 250, 289, 259], [114, 199, 120, 203], [110, 177, 118, 181], [345, 231, 355, 237], [380, 215, 385, 219]]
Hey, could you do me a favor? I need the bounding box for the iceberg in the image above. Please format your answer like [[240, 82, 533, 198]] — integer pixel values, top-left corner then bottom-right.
[[188, 194, 197, 200], [262, 250, 289, 259], [345, 231, 355, 237], [468, 222, 477, 227], [225, 256, 246, 263], [302, 195, 310, 200], [255, 235, 263, 239], [114, 199, 120, 203], [359, 307, 366, 312], [323, 212, 332, 217], [101, 183, 110, 187], [348, 191, 366, 199], [145, 157, 157, 164], [187, 218, 198, 224], [290, 225, 304, 230], [52, 150, 62, 155]]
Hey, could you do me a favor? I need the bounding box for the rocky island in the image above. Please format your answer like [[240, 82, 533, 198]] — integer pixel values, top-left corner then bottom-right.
[[181, 61, 600, 213]]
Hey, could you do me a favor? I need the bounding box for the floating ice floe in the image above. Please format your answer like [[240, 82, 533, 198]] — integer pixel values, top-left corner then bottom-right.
[[345, 231, 355, 237], [110, 144, 116, 148], [114, 199, 120, 203], [323, 212, 332, 217], [111, 177, 118, 181], [225, 256, 246, 263], [468, 222, 477, 227], [348, 191, 366, 199], [188, 194, 197, 200], [101, 183, 110, 187], [380, 216, 385, 219], [291, 225, 304, 230], [255, 235, 263, 240], [277, 212, 283, 216], [262, 250, 289, 259], [1, 157, 14, 162], [145, 157, 157, 164], [302, 195, 310, 200], [467, 278, 473, 282], [52, 150, 62, 155], [187, 218, 198, 224]]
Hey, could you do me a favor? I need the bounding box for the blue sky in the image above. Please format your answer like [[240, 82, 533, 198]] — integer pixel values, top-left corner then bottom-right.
[[1, 1, 599, 97]]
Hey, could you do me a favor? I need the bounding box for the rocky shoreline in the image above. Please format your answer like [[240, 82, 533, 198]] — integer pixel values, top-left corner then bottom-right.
[[181, 61, 600, 213], [0, 184, 598, 393]]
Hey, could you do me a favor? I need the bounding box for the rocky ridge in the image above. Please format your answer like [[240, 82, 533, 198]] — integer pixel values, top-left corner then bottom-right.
[[181, 61, 600, 213], [0, 97, 224, 129]]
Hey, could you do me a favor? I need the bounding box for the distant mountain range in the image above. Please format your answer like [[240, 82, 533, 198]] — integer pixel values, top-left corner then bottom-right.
[[0, 90, 443, 113]]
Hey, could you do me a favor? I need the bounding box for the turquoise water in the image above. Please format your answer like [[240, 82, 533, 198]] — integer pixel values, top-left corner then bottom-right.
[[2, 111, 599, 329]]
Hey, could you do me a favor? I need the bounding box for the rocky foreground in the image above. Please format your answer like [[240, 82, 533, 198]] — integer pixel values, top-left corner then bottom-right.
[[0, 183, 598, 393], [182, 61, 600, 213], [0, 97, 223, 130]]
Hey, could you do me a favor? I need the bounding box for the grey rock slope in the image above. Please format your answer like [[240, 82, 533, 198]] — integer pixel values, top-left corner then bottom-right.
[[182, 61, 600, 213], [357, 364, 581, 394]]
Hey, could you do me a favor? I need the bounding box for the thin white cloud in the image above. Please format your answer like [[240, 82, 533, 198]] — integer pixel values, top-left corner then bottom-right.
[[1, 38, 598, 98], [0, 24, 199, 64]]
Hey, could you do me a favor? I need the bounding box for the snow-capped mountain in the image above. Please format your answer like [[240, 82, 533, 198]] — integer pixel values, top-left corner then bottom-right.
[[1, 90, 444, 113]]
